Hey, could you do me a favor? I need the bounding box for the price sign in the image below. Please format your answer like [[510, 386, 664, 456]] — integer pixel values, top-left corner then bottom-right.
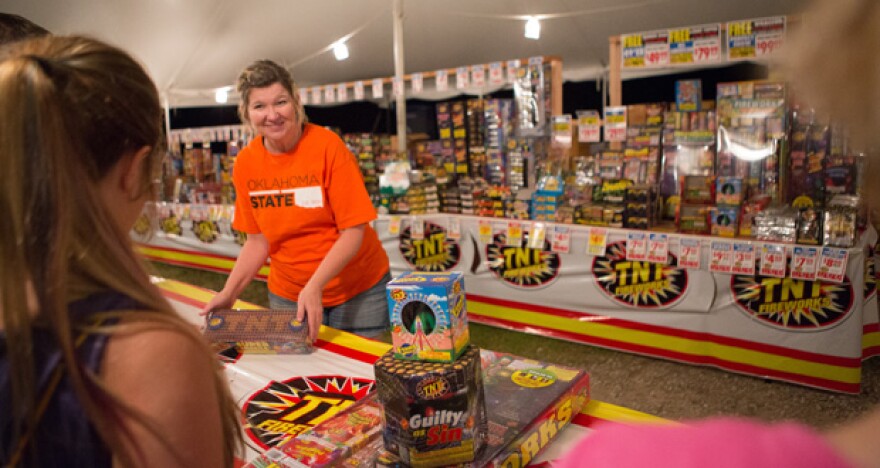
[[626, 232, 648, 261], [506, 221, 523, 246], [371, 78, 384, 99], [647, 233, 669, 264], [310, 87, 322, 104], [471, 64, 486, 88], [489, 62, 504, 85], [528, 222, 546, 249], [817, 247, 848, 283], [604, 106, 627, 142], [447, 216, 461, 240], [478, 220, 492, 244], [410, 216, 424, 240], [621, 33, 645, 68], [392, 77, 404, 97], [709, 241, 733, 274], [643, 30, 670, 67], [324, 85, 336, 104], [298, 89, 309, 105], [759, 244, 787, 278], [435, 69, 448, 92], [551, 225, 571, 254], [727, 16, 785, 61], [731, 242, 756, 276], [577, 110, 601, 143], [790, 246, 819, 281], [388, 216, 402, 235], [353, 81, 365, 100], [455, 66, 469, 89], [411, 73, 423, 93], [678, 238, 702, 269], [586, 228, 607, 257], [506, 59, 521, 83], [336, 83, 348, 102]]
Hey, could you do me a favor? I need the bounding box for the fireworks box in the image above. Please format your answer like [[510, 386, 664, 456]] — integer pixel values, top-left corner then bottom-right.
[[386, 271, 470, 363], [374, 345, 488, 467], [375, 350, 591, 467], [245, 395, 384, 468], [203, 308, 312, 354]]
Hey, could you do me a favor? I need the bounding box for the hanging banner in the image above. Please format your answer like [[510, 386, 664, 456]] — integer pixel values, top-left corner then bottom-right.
[[669, 23, 722, 65], [411, 72, 424, 93], [552, 114, 573, 148], [310, 87, 322, 105], [471, 64, 487, 88], [298, 89, 309, 106], [456, 66, 470, 89], [603, 106, 627, 142], [436, 69, 449, 92], [576, 110, 601, 143], [354, 81, 365, 100], [489, 62, 505, 86], [323, 85, 336, 104], [506, 59, 521, 84], [336, 83, 348, 102], [371, 78, 384, 99], [392, 77, 404, 97], [727, 16, 786, 61]]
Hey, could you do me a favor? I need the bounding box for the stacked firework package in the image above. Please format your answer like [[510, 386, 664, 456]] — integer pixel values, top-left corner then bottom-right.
[[376, 271, 489, 467]]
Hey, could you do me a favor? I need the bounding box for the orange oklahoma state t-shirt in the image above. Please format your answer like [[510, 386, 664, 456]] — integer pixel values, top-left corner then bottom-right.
[[232, 124, 389, 306]]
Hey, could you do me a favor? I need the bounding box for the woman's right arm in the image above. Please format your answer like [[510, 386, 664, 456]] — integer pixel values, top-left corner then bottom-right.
[[200, 233, 270, 315]]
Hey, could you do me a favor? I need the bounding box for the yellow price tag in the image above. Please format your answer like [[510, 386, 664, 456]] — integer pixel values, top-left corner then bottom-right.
[[587, 228, 608, 257]]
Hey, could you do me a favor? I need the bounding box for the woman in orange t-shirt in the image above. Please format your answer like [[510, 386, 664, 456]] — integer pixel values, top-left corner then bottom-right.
[[201, 59, 390, 342]]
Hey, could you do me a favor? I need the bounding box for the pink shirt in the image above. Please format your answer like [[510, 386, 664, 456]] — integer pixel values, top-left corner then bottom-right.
[[554, 418, 853, 468]]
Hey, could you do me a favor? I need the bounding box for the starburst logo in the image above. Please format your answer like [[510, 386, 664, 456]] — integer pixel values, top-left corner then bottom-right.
[[486, 233, 560, 288], [399, 222, 461, 272], [593, 241, 687, 308], [732, 274, 854, 330], [242, 376, 374, 450]]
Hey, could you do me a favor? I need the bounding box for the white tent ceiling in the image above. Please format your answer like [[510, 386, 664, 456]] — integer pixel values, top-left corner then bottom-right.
[[3, 0, 810, 107]]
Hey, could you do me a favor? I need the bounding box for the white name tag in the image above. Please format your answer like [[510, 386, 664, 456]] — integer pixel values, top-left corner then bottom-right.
[[293, 186, 323, 208]]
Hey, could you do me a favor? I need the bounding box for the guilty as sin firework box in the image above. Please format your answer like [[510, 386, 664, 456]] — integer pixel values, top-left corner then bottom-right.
[[374, 345, 488, 467], [386, 271, 470, 362], [203, 309, 312, 354]]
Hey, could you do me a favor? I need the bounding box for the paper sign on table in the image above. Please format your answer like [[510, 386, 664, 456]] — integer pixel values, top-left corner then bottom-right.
[[506, 222, 523, 246], [586, 228, 607, 257], [551, 225, 571, 254], [759, 244, 787, 278], [709, 241, 733, 274], [447, 217, 461, 240], [678, 237, 702, 269], [528, 223, 546, 249], [410, 217, 424, 240], [817, 247, 848, 283], [478, 220, 493, 244], [790, 246, 819, 281], [388, 216, 402, 236], [731, 242, 756, 276], [626, 232, 648, 261], [647, 233, 669, 263]]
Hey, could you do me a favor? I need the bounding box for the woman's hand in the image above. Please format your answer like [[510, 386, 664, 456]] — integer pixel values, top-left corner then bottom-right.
[[200, 290, 235, 316], [297, 283, 323, 343]]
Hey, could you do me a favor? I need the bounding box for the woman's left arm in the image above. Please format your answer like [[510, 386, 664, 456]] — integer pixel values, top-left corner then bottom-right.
[[298, 224, 366, 341]]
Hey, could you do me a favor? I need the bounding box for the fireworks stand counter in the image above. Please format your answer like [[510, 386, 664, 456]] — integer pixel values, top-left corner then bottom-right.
[[155, 277, 664, 466], [135, 206, 879, 394]]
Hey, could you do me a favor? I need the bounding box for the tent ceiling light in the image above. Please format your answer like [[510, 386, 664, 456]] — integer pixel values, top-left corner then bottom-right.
[[333, 42, 349, 61], [214, 88, 228, 104], [525, 17, 541, 40]]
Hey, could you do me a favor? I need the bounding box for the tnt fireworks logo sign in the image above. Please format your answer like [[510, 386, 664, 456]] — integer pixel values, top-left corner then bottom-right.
[[399, 222, 461, 272], [732, 274, 854, 330], [593, 241, 688, 308], [486, 233, 560, 288], [242, 375, 374, 450]]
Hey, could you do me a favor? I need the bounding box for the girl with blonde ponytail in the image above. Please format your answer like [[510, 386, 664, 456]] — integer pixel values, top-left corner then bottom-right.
[[0, 35, 242, 467]]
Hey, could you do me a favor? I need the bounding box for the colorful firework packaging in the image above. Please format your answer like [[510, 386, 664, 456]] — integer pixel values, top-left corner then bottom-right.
[[387, 271, 470, 362], [376, 350, 591, 468], [203, 309, 312, 354], [246, 394, 384, 468], [374, 345, 488, 467]]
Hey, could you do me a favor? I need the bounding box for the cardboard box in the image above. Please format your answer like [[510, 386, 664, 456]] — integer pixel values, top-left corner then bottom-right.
[[386, 271, 470, 362], [203, 309, 311, 354]]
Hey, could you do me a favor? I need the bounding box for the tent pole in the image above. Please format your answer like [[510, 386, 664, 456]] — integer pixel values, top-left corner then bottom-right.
[[392, 0, 407, 156]]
